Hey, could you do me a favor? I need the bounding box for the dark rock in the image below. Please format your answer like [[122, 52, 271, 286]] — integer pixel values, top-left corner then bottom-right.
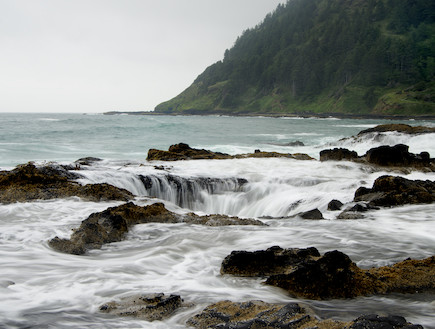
[[222, 247, 435, 300], [358, 124, 435, 135], [354, 175, 435, 207], [49, 202, 264, 255], [350, 314, 423, 329], [320, 148, 359, 161], [100, 293, 184, 321], [221, 246, 320, 277], [74, 157, 102, 166], [365, 144, 434, 168], [147, 143, 314, 161], [0, 163, 133, 204], [298, 208, 324, 219], [186, 300, 318, 329], [328, 199, 343, 211]]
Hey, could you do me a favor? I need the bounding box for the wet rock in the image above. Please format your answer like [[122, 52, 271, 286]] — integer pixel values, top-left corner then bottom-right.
[[297, 208, 324, 219], [0, 163, 133, 204], [358, 123, 435, 135], [350, 314, 423, 329], [188, 300, 423, 329], [320, 148, 359, 162], [222, 247, 435, 300], [354, 175, 435, 207], [187, 300, 323, 329], [364, 144, 433, 168], [221, 246, 320, 277], [100, 293, 184, 321], [49, 202, 264, 255], [74, 157, 102, 166], [147, 143, 233, 161], [337, 203, 380, 219], [147, 143, 314, 161], [327, 199, 343, 211]]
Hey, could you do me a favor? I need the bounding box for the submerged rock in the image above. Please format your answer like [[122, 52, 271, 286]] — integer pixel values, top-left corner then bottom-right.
[[0, 163, 133, 204], [49, 202, 264, 255], [354, 175, 435, 207], [147, 143, 313, 161], [187, 300, 423, 329], [100, 293, 184, 321], [221, 247, 435, 300]]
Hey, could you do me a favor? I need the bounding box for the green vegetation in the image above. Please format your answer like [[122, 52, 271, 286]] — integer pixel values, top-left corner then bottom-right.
[[155, 0, 435, 116]]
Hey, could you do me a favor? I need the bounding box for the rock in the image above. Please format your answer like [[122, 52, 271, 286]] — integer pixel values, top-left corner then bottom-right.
[[49, 202, 264, 255], [188, 300, 423, 329], [354, 175, 435, 207], [221, 247, 435, 300], [100, 293, 184, 321], [0, 163, 133, 204], [358, 124, 435, 135], [147, 143, 233, 161], [350, 314, 423, 329], [74, 157, 102, 166], [147, 143, 314, 161], [364, 144, 432, 168], [221, 246, 320, 277], [327, 199, 343, 211], [297, 208, 324, 219], [187, 300, 323, 329], [320, 148, 359, 161]]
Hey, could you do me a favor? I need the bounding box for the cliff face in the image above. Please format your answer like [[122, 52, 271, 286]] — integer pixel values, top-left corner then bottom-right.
[[155, 0, 435, 116]]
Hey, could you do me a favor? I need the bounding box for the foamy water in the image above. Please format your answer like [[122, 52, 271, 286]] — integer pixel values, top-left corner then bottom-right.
[[0, 113, 434, 328]]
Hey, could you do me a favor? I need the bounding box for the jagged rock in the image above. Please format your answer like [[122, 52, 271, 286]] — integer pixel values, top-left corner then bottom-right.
[[188, 300, 423, 329], [0, 163, 133, 204], [328, 199, 343, 211], [320, 148, 359, 161], [350, 314, 423, 329], [187, 300, 324, 329], [354, 175, 435, 207], [221, 246, 320, 277], [365, 144, 433, 168], [147, 143, 314, 161], [221, 247, 435, 300], [297, 208, 324, 219], [358, 123, 435, 135], [100, 293, 184, 321], [49, 202, 264, 255]]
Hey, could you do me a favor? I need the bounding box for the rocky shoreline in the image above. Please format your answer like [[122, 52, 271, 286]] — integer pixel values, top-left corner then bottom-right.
[[1, 123, 434, 328]]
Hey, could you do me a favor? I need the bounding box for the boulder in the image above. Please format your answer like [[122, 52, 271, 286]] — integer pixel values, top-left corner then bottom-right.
[[319, 148, 359, 161], [350, 314, 423, 329], [221, 246, 320, 277], [49, 202, 264, 255], [327, 199, 343, 211], [364, 144, 433, 168], [297, 208, 324, 219], [221, 247, 435, 300], [354, 175, 435, 207], [0, 163, 133, 204], [100, 293, 184, 321]]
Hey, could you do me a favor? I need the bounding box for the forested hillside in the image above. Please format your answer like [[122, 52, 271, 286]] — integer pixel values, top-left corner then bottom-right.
[[155, 0, 435, 116]]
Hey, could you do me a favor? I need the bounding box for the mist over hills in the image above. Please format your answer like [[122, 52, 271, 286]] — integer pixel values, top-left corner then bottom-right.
[[155, 0, 435, 116]]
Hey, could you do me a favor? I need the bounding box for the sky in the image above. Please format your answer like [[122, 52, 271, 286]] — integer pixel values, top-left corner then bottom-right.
[[0, 0, 286, 113]]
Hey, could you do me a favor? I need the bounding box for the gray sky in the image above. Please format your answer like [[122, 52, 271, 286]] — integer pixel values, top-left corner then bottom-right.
[[0, 0, 285, 113]]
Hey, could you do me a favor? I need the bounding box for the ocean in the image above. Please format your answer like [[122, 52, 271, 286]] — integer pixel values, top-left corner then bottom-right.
[[0, 113, 434, 328]]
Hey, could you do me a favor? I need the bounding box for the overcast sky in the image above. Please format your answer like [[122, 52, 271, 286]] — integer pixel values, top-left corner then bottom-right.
[[0, 0, 286, 113]]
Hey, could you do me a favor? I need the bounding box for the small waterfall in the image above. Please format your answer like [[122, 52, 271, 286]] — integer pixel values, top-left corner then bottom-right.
[[139, 174, 248, 211]]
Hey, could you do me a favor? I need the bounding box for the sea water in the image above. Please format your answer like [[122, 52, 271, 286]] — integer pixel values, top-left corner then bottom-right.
[[0, 113, 434, 328]]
